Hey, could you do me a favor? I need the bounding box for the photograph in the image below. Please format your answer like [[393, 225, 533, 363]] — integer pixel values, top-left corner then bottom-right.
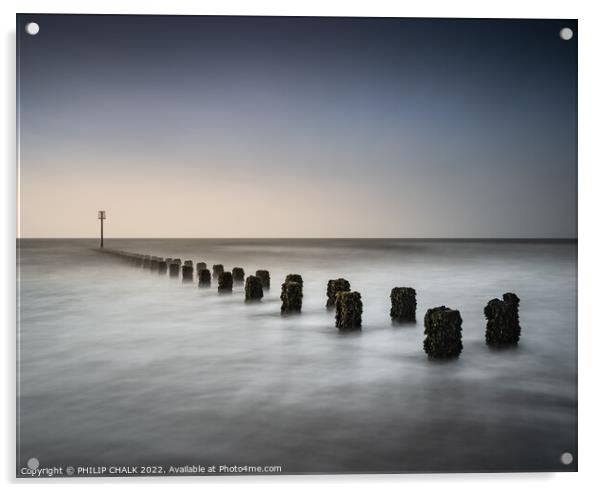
[[16, 14, 577, 477]]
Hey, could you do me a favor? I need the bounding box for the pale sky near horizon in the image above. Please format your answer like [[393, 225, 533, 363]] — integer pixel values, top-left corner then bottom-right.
[[18, 15, 577, 238]]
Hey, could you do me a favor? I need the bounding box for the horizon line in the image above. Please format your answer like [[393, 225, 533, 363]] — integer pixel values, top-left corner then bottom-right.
[[16, 237, 578, 242]]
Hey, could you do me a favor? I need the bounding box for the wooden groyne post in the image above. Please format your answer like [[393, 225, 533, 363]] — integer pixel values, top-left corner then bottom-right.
[[326, 278, 351, 309], [256, 270, 270, 289], [218, 272, 233, 293], [198, 268, 211, 287], [484, 292, 521, 345], [245, 275, 263, 301], [390, 287, 417, 322], [335, 291, 362, 331], [182, 265, 194, 282], [423, 306, 463, 358], [213, 264, 224, 280], [169, 262, 180, 277], [232, 267, 245, 283], [281, 274, 303, 313]]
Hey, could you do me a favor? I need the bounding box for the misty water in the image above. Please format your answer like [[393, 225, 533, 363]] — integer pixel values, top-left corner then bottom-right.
[[17, 239, 577, 474]]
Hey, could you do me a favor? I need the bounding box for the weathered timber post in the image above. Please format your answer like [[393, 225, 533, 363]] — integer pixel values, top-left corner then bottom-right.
[[198, 268, 211, 287], [232, 267, 245, 283], [245, 275, 264, 301], [256, 270, 270, 289], [182, 265, 194, 282], [285, 274, 303, 286], [423, 306, 463, 358], [213, 264, 224, 280], [484, 292, 521, 345], [169, 262, 180, 278], [281, 281, 302, 313], [335, 291, 363, 331], [326, 278, 351, 309], [218, 272, 233, 293], [390, 287, 417, 322]]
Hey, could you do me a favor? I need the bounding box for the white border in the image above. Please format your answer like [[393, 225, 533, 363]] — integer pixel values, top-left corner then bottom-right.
[[3, 1, 601, 490]]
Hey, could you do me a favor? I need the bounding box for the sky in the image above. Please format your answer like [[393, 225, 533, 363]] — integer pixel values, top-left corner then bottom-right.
[[17, 15, 577, 238]]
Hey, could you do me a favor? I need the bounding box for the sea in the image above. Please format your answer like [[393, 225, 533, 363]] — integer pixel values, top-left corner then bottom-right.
[[17, 238, 577, 475]]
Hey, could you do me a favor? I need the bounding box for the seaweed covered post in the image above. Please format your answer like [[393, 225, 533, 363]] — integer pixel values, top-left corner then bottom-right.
[[213, 264, 224, 280], [484, 292, 521, 345], [280, 281, 303, 313], [504, 292, 520, 310], [256, 270, 270, 289], [196, 262, 207, 274], [158, 260, 168, 274], [218, 271, 233, 293], [335, 291, 363, 331], [232, 267, 245, 283], [142, 256, 151, 269], [169, 262, 180, 278], [184, 260, 193, 269], [198, 268, 211, 287], [182, 265, 194, 282], [390, 287, 417, 322], [326, 278, 351, 309], [423, 306, 463, 358], [245, 275, 264, 301], [149, 259, 159, 271], [285, 274, 303, 286]]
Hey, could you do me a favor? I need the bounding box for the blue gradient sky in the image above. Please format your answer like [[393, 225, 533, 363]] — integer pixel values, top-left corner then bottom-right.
[[18, 15, 577, 238]]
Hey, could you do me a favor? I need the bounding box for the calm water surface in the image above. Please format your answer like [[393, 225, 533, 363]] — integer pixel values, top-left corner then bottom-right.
[[17, 239, 577, 474]]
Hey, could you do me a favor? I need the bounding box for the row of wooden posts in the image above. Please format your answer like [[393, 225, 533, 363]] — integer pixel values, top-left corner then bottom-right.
[[98, 248, 522, 359]]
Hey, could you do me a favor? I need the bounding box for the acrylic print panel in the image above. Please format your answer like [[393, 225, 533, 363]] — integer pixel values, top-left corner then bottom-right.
[[16, 14, 577, 477]]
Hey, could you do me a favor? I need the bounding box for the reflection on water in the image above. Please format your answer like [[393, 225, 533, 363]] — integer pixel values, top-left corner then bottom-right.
[[17, 239, 577, 473]]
